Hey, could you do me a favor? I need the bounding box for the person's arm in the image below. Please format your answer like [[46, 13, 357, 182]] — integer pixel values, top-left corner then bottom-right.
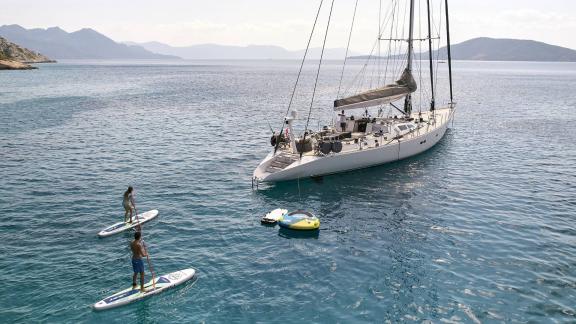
[[130, 193, 135, 207], [140, 243, 148, 257]]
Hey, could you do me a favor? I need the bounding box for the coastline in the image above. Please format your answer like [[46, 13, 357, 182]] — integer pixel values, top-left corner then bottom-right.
[[0, 59, 37, 70]]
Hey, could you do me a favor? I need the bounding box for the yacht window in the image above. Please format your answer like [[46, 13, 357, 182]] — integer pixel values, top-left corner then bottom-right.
[[397, 125, 408, 131], [408, 124, 415, 129]]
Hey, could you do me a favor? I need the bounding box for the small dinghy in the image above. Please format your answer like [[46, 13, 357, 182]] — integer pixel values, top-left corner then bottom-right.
[[98, 210, 158, 238], [261, 208, 288, 224], [93, 268, 196, 311], [278, 210, 320, 231]]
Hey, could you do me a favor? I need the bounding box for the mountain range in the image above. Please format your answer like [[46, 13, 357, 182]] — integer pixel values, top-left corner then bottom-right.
[[434, 37, 576, 62], [349, 37, 576, 62], [2, 25, 576, 62], [0, 24, 177, 60], [126, 41, 358, 60]]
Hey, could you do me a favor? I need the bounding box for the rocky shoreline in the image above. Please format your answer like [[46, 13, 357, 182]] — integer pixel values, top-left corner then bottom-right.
[[0, 59, 37, 70], [22, 59, 57, 63]]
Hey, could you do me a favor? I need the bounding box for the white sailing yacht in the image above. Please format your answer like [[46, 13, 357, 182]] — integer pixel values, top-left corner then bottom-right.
[[253, 0, 456, 183]]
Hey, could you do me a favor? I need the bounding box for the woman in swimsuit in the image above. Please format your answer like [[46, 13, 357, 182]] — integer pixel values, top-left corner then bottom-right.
[[123, 186, 135, 223]]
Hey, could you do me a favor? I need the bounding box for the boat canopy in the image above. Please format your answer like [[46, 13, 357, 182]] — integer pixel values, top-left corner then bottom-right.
[[334, 68, 417, 111]]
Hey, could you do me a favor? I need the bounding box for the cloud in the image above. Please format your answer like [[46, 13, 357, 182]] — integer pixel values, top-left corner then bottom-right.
[[497, 9, 576, 29], [96, 6, 576, 52]]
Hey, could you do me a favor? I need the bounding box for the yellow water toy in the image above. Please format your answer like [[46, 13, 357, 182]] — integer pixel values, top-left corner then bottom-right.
[[278, 210, 320, 230]]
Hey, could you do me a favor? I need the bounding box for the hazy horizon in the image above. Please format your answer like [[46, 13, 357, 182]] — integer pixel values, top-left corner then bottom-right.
[[1, 0, 575, 52]]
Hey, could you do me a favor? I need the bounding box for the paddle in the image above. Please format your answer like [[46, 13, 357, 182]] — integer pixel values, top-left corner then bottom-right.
[[133, 202, 156, 291]]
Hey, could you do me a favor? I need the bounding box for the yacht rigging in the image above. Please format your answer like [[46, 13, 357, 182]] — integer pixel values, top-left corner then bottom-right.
[[254, 0, 456, 183]]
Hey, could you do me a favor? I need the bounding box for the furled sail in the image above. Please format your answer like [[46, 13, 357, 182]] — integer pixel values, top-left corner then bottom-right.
[[334, 68, 417, 111]]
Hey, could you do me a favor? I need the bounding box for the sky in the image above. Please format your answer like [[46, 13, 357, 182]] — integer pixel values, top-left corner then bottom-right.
[[2, 0, 576, 52]]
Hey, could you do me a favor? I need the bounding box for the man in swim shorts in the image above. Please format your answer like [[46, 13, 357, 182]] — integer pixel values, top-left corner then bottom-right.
[[131, 231, 148, 292]]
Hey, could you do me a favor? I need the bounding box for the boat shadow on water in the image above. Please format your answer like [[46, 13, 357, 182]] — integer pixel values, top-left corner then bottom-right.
[[278, 227, 320, 240]]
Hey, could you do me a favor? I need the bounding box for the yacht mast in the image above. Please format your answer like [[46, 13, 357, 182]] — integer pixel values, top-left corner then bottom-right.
[[445, 0, 454, 104], [426, 0, 435, 111], [403, 0, 416, 115]]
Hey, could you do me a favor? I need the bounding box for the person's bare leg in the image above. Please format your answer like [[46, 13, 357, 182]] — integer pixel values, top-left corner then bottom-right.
[[129, 208, 133, 223], [124, 209, 129, 223], [140, 271, 145, 292], [132, 273, 137, 289]]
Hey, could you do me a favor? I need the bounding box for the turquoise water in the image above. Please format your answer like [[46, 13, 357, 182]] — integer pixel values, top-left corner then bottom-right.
[[1, 60, 575, 323]]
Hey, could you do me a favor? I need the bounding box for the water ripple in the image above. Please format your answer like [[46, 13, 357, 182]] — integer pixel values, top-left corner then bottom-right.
[[0, 60, 575, 322]]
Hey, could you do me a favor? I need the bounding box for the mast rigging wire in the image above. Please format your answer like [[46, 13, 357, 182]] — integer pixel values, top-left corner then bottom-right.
[[336, 0, 359, 99], [344, 1, 397, 97], [273, 0, 325, 154], [383, 0, 397, 85], [378, 0, 382, 86], [301, 0, 336, 159]]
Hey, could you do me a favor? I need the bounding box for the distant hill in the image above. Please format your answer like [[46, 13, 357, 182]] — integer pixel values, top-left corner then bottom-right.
[[127, 41, 358, 60], [349, 37, 576, 62], [0, 25, 179, 60], [5, 26, 571, 62], [436, 37, 576, 62], [0, 36, 55, 70], [0, 36, 53, 63]]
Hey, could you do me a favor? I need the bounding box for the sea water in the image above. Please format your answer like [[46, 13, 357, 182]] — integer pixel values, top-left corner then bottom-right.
[[0, 60, 575, 323]]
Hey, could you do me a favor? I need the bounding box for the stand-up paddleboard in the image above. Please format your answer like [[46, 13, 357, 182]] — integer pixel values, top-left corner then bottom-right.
[[93, 268, 196, 311], [261, 208, 288, 224], [98, 210, 159, 238]]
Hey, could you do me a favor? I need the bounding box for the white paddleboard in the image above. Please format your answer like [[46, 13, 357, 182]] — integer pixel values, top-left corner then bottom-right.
[[261, 208, 288, 224], [93, 268, 196, 311], [98, 210, 159, 238]]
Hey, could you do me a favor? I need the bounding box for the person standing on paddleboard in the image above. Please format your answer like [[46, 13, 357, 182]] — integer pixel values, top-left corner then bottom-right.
[[131, 231, 148, 292], [123, 186, 135, 223]]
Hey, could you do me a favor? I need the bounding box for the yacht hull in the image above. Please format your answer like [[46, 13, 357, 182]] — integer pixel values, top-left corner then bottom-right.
[[254, 108, 454, 183]]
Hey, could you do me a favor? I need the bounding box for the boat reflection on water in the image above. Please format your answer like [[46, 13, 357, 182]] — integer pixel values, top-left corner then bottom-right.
[[278, 227, 320, 240]]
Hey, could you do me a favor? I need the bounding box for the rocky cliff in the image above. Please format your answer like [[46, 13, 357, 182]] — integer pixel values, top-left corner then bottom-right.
[[0, 36, 54, 62], [0, 59, 37, 70], [0, 36, 54, 70]]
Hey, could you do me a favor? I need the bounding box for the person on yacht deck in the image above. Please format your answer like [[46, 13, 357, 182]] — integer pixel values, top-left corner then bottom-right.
[[339, 110, 347, 132]]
